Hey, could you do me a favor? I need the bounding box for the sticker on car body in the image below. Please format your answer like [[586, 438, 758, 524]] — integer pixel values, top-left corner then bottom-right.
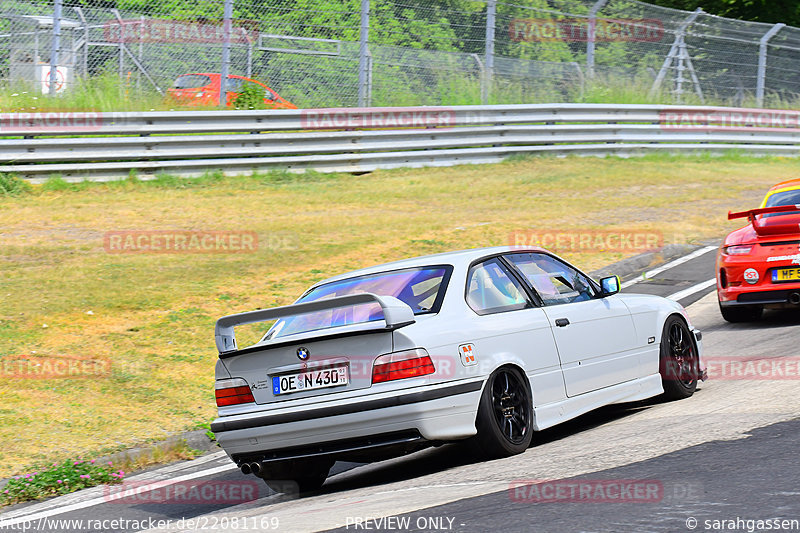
[[459, 343, 478, 366]]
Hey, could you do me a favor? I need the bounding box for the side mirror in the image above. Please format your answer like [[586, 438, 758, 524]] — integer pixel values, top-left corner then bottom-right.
[[599, 275, 621, 297]]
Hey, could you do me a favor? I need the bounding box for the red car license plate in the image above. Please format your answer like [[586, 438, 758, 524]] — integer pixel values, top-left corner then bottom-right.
[[773, 267, 800, 282]]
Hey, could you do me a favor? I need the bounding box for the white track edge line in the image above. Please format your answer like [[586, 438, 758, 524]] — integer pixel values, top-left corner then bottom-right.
[[621, 245, 717, 289], [666, 278, 718, 302]]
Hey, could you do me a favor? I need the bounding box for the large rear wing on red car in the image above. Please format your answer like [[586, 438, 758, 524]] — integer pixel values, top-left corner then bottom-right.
[[728, 204, 800, 237], [728, 204, 800, 221], [214, 292, 415, 355]]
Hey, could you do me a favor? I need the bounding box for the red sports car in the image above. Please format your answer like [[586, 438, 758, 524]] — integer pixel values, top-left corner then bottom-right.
[[717, 178, 800, 322], [166, 73, 297, 109]]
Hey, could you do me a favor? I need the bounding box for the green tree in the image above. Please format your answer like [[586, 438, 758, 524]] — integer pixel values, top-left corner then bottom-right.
[[650, 0, 800, 26]]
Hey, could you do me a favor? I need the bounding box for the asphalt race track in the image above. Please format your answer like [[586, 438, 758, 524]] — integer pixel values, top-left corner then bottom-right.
[[3, 245, 800, 533]]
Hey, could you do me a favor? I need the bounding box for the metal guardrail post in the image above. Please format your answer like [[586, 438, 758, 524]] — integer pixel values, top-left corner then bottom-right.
[[586, 0, 608, 79], [756, 23, 785, 107], [358, 0, 371, 107], [48, 0, 63, 97], [483, 0, 496, 105], [219, 0, 233, 107]]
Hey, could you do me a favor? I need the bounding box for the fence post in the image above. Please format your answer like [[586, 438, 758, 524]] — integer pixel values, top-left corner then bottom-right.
[[649, 8, 702, 98], [756, 23, 784, 107], [138, 15, 145, 91], [245, 28, 253, 78], [219, 0, 233, 107], [482, 0, 496, 105], [110, 9, 126, 79], [73, 6, 88, 78], [48, 0, 63, 96], [586, 0, 608, 79], [358, 0, 370, 107]]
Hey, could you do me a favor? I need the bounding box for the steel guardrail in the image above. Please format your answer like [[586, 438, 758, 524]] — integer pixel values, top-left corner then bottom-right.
[[1, 104, 797, 182]]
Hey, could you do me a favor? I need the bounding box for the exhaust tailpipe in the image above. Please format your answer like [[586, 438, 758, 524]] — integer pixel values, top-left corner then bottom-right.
[[789, 292, 800, 305], [240, 463, 252, 475], [250, 462, 263, 476]]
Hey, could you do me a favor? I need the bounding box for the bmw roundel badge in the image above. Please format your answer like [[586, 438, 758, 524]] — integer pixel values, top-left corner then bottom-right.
[[297, 347, 310, 360]]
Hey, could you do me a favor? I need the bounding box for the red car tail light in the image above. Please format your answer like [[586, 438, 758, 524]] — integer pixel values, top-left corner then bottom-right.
[[723, 245, 754, 255], [372, 348, 435, 384], [215, 378, 255, 406]]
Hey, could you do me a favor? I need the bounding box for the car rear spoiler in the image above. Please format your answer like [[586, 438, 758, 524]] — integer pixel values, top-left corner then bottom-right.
[[214, 293, 415, 355], [728, 204, 800, 237], [728, 204, 800, 221]]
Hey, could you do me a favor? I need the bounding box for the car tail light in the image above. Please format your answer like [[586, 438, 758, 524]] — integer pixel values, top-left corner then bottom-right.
[[724, 245, 754, 255], [215, 378, 255, 406], [372, 348, 434, 384]]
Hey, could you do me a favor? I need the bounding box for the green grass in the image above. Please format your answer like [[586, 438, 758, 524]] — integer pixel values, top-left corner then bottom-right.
[[1, 154, 799, 478], [1, 458, 125, 506], [3, 71, 800, 112], [0, 74, 171, 113], [0, 173, 32, 196]]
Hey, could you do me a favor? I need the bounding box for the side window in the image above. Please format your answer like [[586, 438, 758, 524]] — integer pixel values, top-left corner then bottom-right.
[[245, 81, 270, 99], [505, 253, 596, 306], [225, 77, 244, 92], [466, 258, 530, 314]]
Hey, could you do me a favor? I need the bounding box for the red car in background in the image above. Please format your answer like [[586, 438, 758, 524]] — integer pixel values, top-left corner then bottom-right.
[[717, 178, 800, 322], [166, 73, 297, 109]]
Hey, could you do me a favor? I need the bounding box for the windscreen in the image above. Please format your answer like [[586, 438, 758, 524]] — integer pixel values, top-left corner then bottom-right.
[[763, 189, 800, 218], [766, 189, 800, 208], [263, 266, 449, 340], [173, 74, 211, 89]]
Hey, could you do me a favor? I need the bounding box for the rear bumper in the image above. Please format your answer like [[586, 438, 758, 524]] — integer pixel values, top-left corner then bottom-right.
[[212, 380, 483, 460], [719, 288, 800, 306]]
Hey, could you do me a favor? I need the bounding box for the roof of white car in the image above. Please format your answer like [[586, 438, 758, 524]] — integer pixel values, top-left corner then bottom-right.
[[310, 245, 546, 289]]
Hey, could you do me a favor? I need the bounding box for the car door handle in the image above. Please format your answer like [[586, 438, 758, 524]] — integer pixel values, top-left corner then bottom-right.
[[555, 318, 570, 327]]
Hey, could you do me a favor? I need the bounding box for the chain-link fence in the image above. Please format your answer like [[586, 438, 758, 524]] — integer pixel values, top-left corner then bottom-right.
[[1, 0, 799, 109]]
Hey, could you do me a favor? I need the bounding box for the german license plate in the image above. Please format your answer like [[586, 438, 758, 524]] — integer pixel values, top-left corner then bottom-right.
[[272, 366, 348, 395], [772, 268, 800, 282]]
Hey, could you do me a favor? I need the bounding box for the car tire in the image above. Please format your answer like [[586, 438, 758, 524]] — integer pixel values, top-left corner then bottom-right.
[[258, 458, 332, 495], [659, 316, 699, 401], [719, 302, 763, 323], [470, 366, 533, 459]]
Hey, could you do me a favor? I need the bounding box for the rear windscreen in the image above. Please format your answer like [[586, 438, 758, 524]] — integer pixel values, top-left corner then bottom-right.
[[173, 75, 211, 89], [764, 189, 800, 218], [263, 266, 450, 340]]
